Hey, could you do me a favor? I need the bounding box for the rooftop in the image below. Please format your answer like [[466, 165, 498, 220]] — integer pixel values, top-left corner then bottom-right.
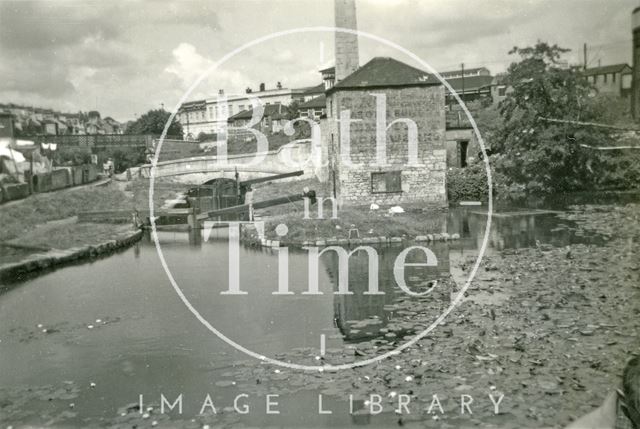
[[228, 103, 289, 122], [319, 66, 335, 74], [444, 75, 494, 93], [298, 94, 327, 109], [583, 63, 632, 76], [440, 67, 490, 78], [329, 57, 439, 92], [301, 83, 325, 95]]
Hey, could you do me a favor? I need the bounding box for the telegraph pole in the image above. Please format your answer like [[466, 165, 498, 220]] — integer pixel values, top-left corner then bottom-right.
[[583, 43, 587, 70], [632, 7, 640, 119], [461, 63, 465, 102]]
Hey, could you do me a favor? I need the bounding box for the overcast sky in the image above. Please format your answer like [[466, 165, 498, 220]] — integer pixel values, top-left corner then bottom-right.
[[0, 0, 637, 122]]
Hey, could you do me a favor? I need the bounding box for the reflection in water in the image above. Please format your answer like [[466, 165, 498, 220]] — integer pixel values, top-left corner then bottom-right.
[[323, 244, 451, 343], [448, 208, 604, 252]]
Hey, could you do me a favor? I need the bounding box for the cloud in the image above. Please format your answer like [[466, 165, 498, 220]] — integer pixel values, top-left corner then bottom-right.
[[164, 43, 249, 98], [275, 49, 295, 62], [0, 0, 635, 122], [0, 1, 120, 51], [0, 0, 220, 119]]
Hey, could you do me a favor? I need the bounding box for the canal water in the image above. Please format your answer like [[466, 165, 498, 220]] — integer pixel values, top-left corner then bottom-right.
[[0, 202, 622, 427]]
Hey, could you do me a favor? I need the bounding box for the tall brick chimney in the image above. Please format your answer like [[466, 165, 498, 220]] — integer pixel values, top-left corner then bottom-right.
[[334, 0, 359, 82]]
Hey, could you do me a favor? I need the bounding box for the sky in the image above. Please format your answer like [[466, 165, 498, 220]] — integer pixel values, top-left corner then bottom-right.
[[0, 0, 637, 122]]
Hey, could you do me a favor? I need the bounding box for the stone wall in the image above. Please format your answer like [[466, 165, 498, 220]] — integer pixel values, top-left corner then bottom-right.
[[326, 85, 447, 206], [445, 128, 480, 168]]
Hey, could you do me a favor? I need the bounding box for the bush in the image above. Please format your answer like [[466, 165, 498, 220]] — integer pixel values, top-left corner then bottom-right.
[[95, 147, 147, 173], [447, 164, 489, 203], [447, 160, 517, 203], [197, 132, 218, 142], [55, 146, 92, 166]]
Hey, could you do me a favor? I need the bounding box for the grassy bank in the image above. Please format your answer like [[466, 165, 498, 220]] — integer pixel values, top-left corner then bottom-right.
[[252, 178, 448, 241], [0, 178, 197, 263], [124, 178, 194, 210], [0, 185, 133, 243]]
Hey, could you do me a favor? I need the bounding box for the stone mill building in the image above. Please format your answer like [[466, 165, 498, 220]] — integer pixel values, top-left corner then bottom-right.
[[324, 0, 447, 206]]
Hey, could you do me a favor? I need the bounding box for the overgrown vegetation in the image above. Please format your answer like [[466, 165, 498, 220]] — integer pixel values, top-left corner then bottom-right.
[[462, 41, 640, 199], [447, 164, 490, 202], [125, 109, 183, 136], [55, 146, 147, 173], [54, 147, 93, 166]]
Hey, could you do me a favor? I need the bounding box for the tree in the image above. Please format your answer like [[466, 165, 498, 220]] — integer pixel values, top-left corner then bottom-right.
[[286, 100, 300, 120], [126, 109, 183, 137], [492, 41, 611, 194]]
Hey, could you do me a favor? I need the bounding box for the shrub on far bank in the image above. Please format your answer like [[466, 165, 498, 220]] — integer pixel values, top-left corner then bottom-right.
[[447, 164, 488, 203], [55, 147, 92, 166], [446, 160, 518, 203]]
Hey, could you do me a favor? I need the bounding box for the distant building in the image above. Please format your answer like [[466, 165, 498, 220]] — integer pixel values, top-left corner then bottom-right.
[[298, 94, 327, 120], [178, 99, 207, 139], [440, 67, 494, 104], [320, 66, 336, 90], [440, 67, 491, 79], [43, 119, 58, 135], [177, 84, 311, 138], [490, 73, 509, 105], [299, 83, 325, 102], [0, 112, 15, 138], [227, 103, 289, 134], [583, 63, 633, 97]]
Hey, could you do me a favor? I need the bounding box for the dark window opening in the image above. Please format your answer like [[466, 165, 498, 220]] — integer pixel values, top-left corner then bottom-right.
[[371, 171, 402, 194], [459, 141, 469, 168]]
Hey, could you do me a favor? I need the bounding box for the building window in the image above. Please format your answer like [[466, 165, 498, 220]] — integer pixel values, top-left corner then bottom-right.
[[604, 74, 607, 83], [498, 86, 506, 96], [371, 171, 402, 194], [613, 73, 616, 83]]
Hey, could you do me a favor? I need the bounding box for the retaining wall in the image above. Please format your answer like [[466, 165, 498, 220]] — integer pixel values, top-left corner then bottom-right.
[[0, 183, 30, 202], [0, 164, 101, 204], [0, 229, 143, 284]]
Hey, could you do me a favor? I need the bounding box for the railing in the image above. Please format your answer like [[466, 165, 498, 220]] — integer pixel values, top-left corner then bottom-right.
[[138, 140, 313, 179], [445, 111, 473, 130], [22, 134, 162, 148]]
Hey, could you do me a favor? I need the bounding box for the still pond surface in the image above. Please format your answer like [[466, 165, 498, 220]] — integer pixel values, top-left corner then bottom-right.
[[0, 202, 617, 427]]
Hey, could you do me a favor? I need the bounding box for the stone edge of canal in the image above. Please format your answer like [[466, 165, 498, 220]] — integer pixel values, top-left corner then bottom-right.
[[0, 229, 144, 286]]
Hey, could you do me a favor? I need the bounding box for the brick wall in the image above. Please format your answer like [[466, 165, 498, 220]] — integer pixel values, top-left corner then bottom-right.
[[326, 85, 447, 206]]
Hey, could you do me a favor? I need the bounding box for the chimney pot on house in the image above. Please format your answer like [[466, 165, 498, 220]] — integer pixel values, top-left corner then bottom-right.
[[259, 82, 266, 91]]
